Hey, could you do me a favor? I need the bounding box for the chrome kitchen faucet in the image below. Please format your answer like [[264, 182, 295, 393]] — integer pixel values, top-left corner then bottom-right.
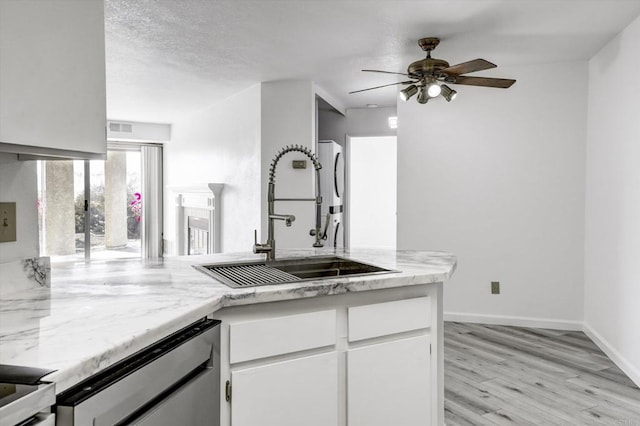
[[254, 145, 326, 261]]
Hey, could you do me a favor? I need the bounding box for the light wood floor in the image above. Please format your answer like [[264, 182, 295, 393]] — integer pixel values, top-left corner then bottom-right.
[[444, 322, 640, 425]]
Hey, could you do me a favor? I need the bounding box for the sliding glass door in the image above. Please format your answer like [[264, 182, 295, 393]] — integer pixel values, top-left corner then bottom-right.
[[37, 143, 161, 262]]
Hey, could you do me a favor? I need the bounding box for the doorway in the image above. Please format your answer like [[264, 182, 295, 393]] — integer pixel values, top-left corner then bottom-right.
[[37, 143, 162, 262], [347, 136, 397, 249]]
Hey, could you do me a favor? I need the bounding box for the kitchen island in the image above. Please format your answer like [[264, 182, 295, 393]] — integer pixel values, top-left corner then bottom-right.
[[0, 248, 456, 425]]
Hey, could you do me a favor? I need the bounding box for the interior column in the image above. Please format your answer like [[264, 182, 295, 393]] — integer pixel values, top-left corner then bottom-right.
[[105, 151, 128, 249], [43, 161, 75, 255]]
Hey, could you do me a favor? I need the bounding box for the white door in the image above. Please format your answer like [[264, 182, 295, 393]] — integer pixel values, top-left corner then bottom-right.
[[231, 352, 338, 426], [347, 335, 431, 426], [348, 136, 397, 249]]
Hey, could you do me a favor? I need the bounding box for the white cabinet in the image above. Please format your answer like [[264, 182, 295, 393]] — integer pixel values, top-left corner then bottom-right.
[[348, 335, 431, 426], [0, 0, 107, 157], [225, 309, 338, 426], [231, 352, 338, 426], [218, 289, 441, 426], [347, 297, 433, 426]]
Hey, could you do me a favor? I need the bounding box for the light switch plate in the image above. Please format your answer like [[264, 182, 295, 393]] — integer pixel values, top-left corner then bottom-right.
[[491, 281, 500, 295], [0, 202, 17, 243]]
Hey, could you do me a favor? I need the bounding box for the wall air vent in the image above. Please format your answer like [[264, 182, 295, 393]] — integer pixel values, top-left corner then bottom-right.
[[106, 121, 171, 142], [109, 122, 133, 133]]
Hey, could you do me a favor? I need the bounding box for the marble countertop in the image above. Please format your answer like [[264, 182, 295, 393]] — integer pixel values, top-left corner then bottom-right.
[[0, 248, 456, 393]]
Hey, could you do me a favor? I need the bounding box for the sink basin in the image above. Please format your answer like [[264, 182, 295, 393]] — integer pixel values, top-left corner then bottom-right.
[[193, 256, 395, 288]]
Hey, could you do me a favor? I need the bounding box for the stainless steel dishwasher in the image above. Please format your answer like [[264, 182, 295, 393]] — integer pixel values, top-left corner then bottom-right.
[[56, 317, 220, 426]]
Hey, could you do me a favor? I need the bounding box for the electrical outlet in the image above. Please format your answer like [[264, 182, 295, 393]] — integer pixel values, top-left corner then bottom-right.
[[0, 202, 17, 243], [491, 281, 500, 294]]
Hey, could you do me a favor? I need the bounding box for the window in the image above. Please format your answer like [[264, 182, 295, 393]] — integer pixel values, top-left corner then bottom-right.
[[37, 143, 162, 262]]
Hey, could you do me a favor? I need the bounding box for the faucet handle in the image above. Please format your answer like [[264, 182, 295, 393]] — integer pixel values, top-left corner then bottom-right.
[[253, 229, 272, 255]]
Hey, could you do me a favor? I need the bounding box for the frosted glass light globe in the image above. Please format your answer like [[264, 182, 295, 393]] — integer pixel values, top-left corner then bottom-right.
[[427, 83, 442, 97]]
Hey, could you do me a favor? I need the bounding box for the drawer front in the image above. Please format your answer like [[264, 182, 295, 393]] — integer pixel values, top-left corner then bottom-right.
[[230, 310, 336, 363], [348, 297, 431, 342]]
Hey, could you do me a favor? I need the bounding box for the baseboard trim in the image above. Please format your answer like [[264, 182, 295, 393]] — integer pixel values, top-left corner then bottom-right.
[[583, 322, 640, 387], [443, 312, 583, 331]]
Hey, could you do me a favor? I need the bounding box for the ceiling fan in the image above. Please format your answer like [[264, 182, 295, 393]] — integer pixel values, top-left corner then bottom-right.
[[350, 37, 516, 103]]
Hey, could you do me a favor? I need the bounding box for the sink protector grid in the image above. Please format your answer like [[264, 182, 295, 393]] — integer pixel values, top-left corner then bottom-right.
[[197, 263, 299, 288], [193, 256, 395, 288]]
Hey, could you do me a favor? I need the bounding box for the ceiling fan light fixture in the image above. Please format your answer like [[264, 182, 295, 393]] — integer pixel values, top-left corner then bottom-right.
[[427, 81, 441, 98], [399, 84, 418, 101], [441, 84, 457, 102], [417, 87, 429, 104]]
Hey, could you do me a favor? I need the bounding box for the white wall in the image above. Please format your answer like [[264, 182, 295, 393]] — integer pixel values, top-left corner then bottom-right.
[[349, 136, 396, 249], [0, 154, 39, 263], [260, 81, 318, 250], [397, 61, 588, 328], [164, 85, 262, 253], [346, 107, 397, 138], [584, 15, 640, 384], [166, 79, 339, 255]]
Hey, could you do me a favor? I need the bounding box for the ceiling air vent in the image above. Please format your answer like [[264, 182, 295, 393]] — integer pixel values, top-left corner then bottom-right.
[[109, 122, 133, 133]]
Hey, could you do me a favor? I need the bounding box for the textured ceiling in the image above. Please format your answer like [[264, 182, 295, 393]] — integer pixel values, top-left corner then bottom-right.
[[105, 0, 640, 123]]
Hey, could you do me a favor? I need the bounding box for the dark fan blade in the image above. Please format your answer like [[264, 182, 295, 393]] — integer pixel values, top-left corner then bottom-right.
[[362, 69, 413, 77], [450, 76, 516, 88], [440, 59, 496, 76], [349, 80, 415, 94]]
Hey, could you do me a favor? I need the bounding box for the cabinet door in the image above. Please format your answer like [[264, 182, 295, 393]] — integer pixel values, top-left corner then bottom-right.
[[231, 352, 338, 426], [0, 1, 106, 155], [348, 335, 431, 426]]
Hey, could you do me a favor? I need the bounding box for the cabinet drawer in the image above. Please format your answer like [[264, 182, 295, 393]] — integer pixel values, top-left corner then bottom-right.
[[230, 310, 336, 363], [348, 297, 431, 342]]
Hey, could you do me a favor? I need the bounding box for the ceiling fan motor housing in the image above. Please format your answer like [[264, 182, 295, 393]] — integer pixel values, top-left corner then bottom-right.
[[407, 58, 450, 80]]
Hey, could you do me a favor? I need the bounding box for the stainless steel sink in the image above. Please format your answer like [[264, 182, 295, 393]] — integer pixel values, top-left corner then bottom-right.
[[193, 255, 395, 288]]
